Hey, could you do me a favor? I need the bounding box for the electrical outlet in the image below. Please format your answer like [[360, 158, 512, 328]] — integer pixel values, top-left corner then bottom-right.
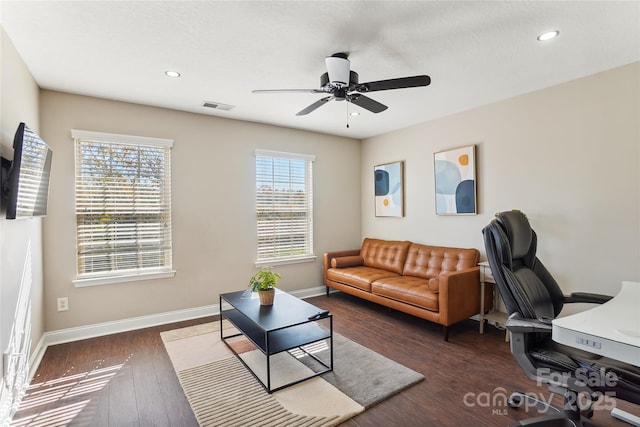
[[57, 297, 69, 312]]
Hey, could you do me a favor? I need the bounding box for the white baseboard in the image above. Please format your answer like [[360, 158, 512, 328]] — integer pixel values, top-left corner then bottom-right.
[[290, 285, 328, 300], [28, 335, 47, 381], [28, 285, 329, 379], [42, 304, 219, 347]]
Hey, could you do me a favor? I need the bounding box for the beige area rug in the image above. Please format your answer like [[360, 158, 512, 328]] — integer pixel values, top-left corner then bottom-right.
[[161, 321, 423, 427], [162, 321, 363, 426]]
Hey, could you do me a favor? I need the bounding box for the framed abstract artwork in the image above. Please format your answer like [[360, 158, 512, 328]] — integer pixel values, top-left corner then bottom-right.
[[434, 145, 477, 215], [374, 161, 404, 217]]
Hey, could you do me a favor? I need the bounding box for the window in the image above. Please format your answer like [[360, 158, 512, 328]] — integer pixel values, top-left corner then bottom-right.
[[72, 130, 174, 286], [255, 149, 315, 264]]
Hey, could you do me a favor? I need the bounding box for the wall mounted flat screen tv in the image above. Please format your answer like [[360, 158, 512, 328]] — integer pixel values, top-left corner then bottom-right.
[[1, 122, 53, 219]]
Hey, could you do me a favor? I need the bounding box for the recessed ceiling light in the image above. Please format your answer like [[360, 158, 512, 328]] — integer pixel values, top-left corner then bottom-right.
[[165, 70, 181, 78], [537, 30, 559, 42], [349, 112, 360, 116]]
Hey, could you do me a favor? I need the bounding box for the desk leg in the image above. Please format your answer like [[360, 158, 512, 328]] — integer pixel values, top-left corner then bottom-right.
[[479, 281, 485, 334]]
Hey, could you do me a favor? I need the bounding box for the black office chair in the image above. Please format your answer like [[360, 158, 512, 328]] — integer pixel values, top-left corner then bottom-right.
[[482, 210, 640, 427]]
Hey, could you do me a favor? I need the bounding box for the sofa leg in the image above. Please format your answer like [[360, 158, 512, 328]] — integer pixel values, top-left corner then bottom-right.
[[443, 326, 449, 342], [325, 286, 330, 296]]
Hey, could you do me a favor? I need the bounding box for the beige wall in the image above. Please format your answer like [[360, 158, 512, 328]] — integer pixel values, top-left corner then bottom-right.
[[361, 62, 640, 313], [39, 91, 361, 331], [0, 27, 44, 420], [7, 34, 638, 335]]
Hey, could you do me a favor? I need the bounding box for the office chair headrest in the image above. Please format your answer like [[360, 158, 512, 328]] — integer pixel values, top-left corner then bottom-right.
[[496, 211, 533, 259]]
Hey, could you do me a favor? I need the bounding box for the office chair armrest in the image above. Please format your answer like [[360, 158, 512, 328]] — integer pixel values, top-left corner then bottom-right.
[[506, 317, 552, 333], [563, 292, 612, 304]]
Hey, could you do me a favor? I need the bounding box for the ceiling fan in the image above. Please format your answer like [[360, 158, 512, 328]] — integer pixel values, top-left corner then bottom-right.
[[252, 53, 431, 116]]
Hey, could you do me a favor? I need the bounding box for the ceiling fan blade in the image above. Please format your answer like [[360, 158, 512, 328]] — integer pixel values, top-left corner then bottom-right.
[[355, 75, 431, 93], [253, 88, 325, 94], [348, 94, 388, 113], [296, 96, 333, 116]]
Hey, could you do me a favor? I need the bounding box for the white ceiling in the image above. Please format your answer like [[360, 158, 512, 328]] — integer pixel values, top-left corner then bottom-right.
[[2, 1, 639, 139]]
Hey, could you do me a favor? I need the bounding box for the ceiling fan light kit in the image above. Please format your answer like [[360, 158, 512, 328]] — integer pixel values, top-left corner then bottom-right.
[[253, 52, 431, 119], [325, 52, 351, 87]]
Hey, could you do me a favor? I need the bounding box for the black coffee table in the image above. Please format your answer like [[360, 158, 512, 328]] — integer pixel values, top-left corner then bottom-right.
[[219, 289, 333, 393]]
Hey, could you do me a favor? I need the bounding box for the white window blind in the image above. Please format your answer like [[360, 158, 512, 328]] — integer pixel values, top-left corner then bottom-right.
[[72, 130, 173, 283], [255, 149, 315, 263]]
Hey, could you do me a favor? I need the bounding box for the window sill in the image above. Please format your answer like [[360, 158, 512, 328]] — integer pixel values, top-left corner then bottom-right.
[[73, 269, 176, 287], [255, 255, 317, 267]]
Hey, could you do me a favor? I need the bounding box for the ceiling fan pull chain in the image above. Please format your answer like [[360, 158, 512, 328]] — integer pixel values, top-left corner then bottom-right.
[[346, 102, 350, 128]]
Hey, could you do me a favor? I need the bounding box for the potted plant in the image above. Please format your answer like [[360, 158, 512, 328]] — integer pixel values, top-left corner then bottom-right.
[[248, 266, 282, 306]]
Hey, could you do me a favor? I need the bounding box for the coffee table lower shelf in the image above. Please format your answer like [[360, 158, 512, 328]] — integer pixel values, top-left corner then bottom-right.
[[221, 307, 333, 393]]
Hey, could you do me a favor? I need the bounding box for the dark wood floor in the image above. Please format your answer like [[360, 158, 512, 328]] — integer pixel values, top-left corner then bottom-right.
[[12, 293, 638, 426]]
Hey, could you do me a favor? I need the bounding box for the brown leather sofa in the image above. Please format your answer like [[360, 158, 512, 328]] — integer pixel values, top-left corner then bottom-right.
[[323, 238, 490, 341]]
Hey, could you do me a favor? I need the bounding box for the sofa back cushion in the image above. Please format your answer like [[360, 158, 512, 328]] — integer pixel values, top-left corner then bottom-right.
[[360, 238, 411, 275], [403, 244, 479, 279]]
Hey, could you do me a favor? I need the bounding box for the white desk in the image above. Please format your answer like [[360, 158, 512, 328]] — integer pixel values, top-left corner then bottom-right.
[[552, 281, 640, 426], [552, 281, 640, 367]]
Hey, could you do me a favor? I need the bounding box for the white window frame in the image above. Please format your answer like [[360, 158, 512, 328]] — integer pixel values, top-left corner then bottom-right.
[[255, 149, 316, 266], [72, 129, 175, 287]]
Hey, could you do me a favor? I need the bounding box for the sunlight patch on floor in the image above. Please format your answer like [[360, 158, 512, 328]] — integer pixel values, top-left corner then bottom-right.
[[10, 357, 128, 426]]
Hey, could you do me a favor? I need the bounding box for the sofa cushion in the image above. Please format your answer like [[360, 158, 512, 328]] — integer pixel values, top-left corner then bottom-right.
[[403, 244, 479, 279], [327, 266, 399, 292], [331, 255, 364, 268], [360, 238, 411, 275], [371, 276, 439, 311]]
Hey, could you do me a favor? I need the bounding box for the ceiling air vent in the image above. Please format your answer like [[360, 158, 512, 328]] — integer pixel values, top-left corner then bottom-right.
[[202, 101, 235, 111]]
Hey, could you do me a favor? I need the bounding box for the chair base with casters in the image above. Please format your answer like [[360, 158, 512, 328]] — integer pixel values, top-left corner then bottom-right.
[[482, 211, 640, 427], [505, 324, 640, 427], [508, 391, 582, 427]]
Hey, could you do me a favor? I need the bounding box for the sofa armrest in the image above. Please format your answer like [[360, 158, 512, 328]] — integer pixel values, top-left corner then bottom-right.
[[437, 266, 481, 326], [331, 255, 364, 268], [323, 249, 361, 285]]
